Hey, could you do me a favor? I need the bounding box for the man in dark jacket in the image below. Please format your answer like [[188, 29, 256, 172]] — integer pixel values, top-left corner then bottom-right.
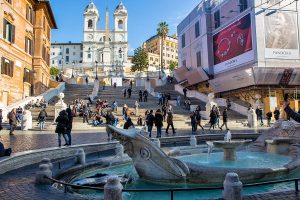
[[127, 88, 132, 98], [66, 108, 74, 145], [143, 90, 148, 102], [139, 90, 143, 102], [256, 107, 264, 126], [8, 109, 17, 135], [166, 112, 176, 135], [37, 109, 48, 130], [154, 109, 163, 138], [55, 110, 69, 147], [146, 110, 155, 138], [220, 108, 229, 131]]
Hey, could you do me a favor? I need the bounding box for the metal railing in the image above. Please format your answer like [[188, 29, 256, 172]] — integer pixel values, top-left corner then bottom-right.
[[45, 176, 300, 200]]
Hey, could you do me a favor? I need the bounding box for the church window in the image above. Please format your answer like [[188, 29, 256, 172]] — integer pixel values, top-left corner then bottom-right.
[[118, 20, 124, 29], [88, 20, 93, 29], [66, 56, 69, 63], [66, 48, 69, 54], [88, 54, 91, 59]]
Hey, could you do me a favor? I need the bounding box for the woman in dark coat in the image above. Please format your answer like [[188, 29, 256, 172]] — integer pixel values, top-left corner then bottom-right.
[[154, 109, 164, 138], [55, 110, 69, 147], [208, 106, 217, 131], [66, 107, 74, 145]]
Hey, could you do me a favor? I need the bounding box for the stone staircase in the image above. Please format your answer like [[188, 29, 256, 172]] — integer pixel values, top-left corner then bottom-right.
[[154, 84, 247, 122]]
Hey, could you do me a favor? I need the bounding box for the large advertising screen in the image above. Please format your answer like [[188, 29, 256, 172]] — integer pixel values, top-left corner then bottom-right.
[[265, 11, 299, 59], [213, 14, 253, 73]]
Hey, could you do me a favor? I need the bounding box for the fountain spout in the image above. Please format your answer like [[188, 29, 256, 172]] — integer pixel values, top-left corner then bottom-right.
[[224, 131, 232, 142]]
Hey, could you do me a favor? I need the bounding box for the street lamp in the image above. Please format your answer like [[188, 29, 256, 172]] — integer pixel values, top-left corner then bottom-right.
[[95, 60, 98, 80], [72, 61, 75, 78]]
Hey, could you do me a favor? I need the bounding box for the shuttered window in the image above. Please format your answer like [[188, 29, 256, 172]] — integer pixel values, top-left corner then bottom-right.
[[3, 19, 15, 43], [1, 57, 14, 77], [25, 37, 33, 55]]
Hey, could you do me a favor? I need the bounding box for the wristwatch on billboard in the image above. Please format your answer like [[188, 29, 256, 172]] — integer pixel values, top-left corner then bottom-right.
[[217, 38, 231, 58]]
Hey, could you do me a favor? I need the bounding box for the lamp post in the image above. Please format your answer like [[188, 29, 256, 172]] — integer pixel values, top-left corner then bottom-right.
[[95, 60, 98, 80], [72, 61, 75, 78]]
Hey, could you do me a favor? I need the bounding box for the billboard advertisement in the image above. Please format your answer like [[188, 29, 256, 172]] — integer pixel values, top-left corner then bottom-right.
[[213, 14, 253, 73], [265, 11, 299, 59]]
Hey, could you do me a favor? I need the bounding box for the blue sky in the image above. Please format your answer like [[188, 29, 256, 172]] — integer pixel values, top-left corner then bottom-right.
[[51, 0, 200, 54]]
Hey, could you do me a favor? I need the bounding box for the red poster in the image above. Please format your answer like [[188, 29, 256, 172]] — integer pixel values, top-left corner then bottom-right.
[[213, 14, 252, 65]]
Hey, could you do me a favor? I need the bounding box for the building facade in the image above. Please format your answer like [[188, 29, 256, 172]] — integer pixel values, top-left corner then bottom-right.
[[50, 43, 83, 69], [0, 0, 57, 106], [143, 34, 178, 69], [50, 2, 129, 81], [176, 0, 300, 113]]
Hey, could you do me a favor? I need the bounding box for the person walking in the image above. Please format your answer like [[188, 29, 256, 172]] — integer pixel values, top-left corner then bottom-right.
[[130, 80, 133, 88], [183, 88, 187, 98], [66, 107, 74, 145], [139, 90, 143, 102], [127, 88, 132, 98], [124, 117, 134, 129], [143, 90, 148, 102], [85, 77, 89, 85], [216, 106, 221, 129], [55, 110, 69, 147], [123, 87, 127, 99], [82, 105, 89, 123], [146, 110, 155, 138], [154, 109, 164, 138], [103, 81, 106, 90], [166, 112, 176, 135], [266, 111, 272, 127], [195, 109, 204, 132], [256, 107, 264, 126], [162, 104, 167, 121], [8, 109, 17, 135], [208, 106, 217, 131], [190, 111, 197, 134], [220, 108, 229, 131], [135, 101, 140, 116], [0, 109, 3, 132], [274, 107, 280, 121], [122, 104, 128, 121], [37, 108, 48, 130]]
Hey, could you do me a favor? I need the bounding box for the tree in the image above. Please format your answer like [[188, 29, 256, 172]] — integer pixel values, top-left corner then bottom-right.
[[131, 47, 149, 73], [50, 66, 60, 76], [169, 60, 178, 72], [157, 21, 169, 79]]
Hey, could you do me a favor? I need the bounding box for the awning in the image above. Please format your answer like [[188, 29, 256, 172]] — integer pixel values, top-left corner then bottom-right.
[[174, 67, 189, 82], [185, 68, 209, 85], [209, 68, 255, 93]]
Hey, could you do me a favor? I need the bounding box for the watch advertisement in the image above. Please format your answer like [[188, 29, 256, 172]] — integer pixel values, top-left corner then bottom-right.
[[213, 14, 253, 73], [265, 11, 299, 59]]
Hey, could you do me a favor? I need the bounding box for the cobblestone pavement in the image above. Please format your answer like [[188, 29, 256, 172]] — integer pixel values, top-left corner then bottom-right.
[[0, 123, 263, 153]]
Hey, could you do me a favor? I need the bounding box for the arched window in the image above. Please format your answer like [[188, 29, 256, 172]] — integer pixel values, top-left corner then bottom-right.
[[118, 20, 124, 29], [88, 19, 93, 29]]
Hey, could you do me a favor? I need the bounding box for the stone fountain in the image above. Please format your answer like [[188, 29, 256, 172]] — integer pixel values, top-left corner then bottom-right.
[[212, 131, 252, 161]]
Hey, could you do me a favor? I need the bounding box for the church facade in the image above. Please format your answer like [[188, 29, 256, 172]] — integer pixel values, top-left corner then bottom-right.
[[50, 1, 129, 81]]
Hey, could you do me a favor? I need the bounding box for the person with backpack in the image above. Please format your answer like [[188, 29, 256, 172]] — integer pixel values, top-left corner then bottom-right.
[[37, 108, 48, 130], [146, 110, 155, 138], [55, 110, 69, 147], [166, 112, 176, 135], [266, 111, 273, 127]]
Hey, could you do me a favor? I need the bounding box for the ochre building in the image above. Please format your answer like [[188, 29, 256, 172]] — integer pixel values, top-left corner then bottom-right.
[[0, 0, 57, 106]]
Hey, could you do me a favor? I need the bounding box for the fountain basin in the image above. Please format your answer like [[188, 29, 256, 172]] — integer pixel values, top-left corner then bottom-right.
[[212, 140, 252, 161]]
